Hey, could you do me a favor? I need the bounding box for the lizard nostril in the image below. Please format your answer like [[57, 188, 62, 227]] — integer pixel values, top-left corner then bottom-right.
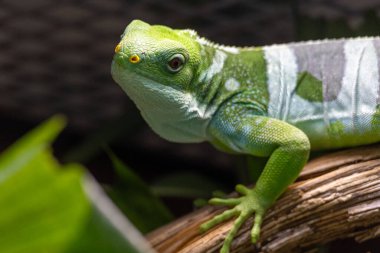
[[129, 54, 140, 64]]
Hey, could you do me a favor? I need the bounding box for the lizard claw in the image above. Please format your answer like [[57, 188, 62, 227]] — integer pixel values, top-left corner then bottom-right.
[[200, 208, 238, 233], [200, 187, 267, 253]]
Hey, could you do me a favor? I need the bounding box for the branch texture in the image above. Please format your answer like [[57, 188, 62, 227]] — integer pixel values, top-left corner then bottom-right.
[[147, 144, 380, 253]]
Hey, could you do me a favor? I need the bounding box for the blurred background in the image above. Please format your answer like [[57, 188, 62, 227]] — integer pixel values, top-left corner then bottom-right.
[[1, 0, 380, 251]]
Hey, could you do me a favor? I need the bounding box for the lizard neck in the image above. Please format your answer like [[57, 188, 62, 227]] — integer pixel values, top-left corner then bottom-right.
[[191, 42, 269, 120]]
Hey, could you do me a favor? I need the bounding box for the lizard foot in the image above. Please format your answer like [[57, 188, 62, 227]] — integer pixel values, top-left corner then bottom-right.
[[200, 184, 267, 253]]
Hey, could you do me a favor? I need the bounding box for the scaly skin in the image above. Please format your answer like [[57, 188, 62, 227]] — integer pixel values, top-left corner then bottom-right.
[[111, 20, 380, 253]]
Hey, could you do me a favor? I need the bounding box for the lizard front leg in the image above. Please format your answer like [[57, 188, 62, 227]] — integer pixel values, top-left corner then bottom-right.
[[201, 106, 310, 253]]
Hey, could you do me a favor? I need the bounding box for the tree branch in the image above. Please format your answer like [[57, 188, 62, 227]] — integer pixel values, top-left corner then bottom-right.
[[147, 144, 380, 253]]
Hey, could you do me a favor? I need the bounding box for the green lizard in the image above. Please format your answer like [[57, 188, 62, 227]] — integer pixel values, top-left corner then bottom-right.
[[111, 20, 380, 252]]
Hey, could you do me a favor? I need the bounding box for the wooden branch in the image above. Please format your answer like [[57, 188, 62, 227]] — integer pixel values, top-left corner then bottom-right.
[[147, 144, 380, 253]]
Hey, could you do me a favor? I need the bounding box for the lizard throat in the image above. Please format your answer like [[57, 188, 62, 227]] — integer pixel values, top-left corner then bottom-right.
[[111, 63, 215, 143]]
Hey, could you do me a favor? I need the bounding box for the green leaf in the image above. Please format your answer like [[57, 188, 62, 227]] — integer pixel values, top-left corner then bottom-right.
[[0, 117, 155, 253], [0, 115, 66, 183], [106, 151, 173, 234]]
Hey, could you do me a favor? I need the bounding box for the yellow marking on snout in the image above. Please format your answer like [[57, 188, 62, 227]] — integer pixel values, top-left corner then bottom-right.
[[115, 43, 122, 53]]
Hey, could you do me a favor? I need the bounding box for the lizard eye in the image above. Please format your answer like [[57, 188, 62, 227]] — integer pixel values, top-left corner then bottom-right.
[[167, 54, 185, 73]]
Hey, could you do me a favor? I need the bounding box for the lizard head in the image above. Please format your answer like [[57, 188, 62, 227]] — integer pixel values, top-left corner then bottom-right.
[[111, 19, 202, 94], [111, 20, 211, 143]]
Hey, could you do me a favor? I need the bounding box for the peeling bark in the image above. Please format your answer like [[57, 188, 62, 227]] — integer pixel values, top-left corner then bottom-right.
[[147, 144, 380, 253]]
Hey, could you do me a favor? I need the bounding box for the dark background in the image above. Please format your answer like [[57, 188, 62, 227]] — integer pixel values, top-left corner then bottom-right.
[[1, 0, 380, 252]]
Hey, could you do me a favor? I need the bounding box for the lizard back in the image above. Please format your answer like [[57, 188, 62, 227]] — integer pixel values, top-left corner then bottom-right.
[[262, 37, 380, 149]]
